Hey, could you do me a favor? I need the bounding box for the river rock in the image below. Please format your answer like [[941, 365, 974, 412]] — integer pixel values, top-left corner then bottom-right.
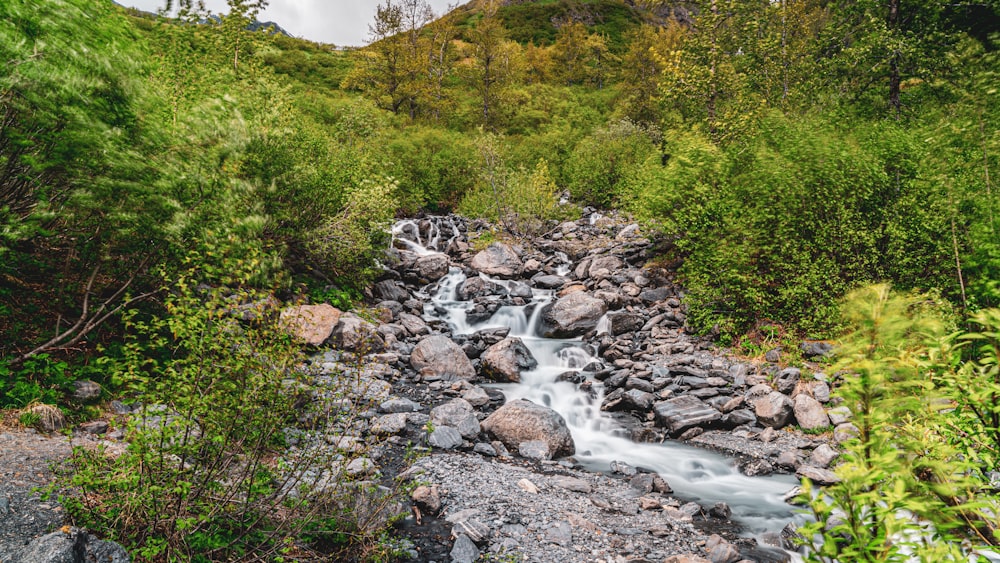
[[793, 394, 830, 430], [797, 465, 840, 485], [71, 379, 102, 403], [653, 396, 722, 435], [331, 312, 384, 353], [800, 340, 835, 359], [427, 426, 463, 449], [828, 406, 852, 426], [412, 484, 441, 515], [811, 444, 839, 467], [588, 255, 624, 278], [470, 243, 523, 278], [774, 368, 801, 394], [397, 312, 430, 336], [608, 311, 644, 335], [413, 253, 449, 281], [481, 399, 575, 458], [430, 399, 481, 439], [450, 534, 480, 563], [411, 335, 476, 380], [540, 292, 608, 338], [480, 337, 537, 383], [279, 304, 342, 346], [13, 527, 130, 563], [756, 392, 794, 429], [374, 279, 409, 303], [534, 274, 567, 289]]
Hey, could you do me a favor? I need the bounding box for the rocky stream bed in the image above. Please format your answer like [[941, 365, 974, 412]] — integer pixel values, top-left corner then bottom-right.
[[1, 210, 851, 563]]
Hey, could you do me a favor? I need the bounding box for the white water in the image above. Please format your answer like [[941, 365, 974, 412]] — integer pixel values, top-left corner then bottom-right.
[[404, 218, 804, 545]]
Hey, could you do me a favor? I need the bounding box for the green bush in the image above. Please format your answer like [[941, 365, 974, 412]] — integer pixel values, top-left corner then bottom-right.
[[564, 118, 657, 207]]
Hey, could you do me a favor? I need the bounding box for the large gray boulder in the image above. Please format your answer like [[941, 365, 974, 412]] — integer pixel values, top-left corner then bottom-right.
[[481, 399, 575, 458], [279, 304, 342, 346], [430, 398, 481, 439], [480, 337, 537, 383], [331, 312, 384, 352], [411, 335, 476, 380], [414, 253, 450, 282], [756, 391, 794, 429], [541, 292, 608, 338], [470, 243, 523, 278]]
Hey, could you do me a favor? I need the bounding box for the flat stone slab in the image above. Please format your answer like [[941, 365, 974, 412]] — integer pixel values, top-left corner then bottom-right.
[[653, 396, 722, 435]]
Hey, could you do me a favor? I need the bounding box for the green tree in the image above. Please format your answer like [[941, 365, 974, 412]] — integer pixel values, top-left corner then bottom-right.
[[466, 0, 522, 128]]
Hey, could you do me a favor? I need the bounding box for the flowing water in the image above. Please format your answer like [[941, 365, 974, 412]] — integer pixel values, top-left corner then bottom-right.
[[394, 218, 804, 545]]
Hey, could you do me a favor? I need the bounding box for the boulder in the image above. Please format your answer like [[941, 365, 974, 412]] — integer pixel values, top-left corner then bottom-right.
[[470, 243, 523, 278], [373, 280, 409, 303], [653, 396, 722, 435], [413, 253, 449, 281], [279, 304, 342, 346], [756, 392, 794, 429], [70, 380, 102, 403], [430, 398, 481, 439], [793, 394, 830, 431], [587, 255, 624, 278], [607, 312, 644, 336], [331, 312, 384, 353], [411, 335, 476, 380], [481, 399, 575, 458], [774, 368, 801, 394], [458, 276, 504, 300], [534, 274, 568, 289], [480, 337, 537, 383], [800, 340, 835, 359], [427, 426, 463, 449], [540, 292, 608, 338], [13, 527, 130, 563]]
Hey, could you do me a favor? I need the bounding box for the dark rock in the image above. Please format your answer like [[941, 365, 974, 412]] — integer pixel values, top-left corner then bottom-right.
[[719, 409, 756, 429], [70, 380, 103, 403], [427, 426, 463, 449], [639, 287, 670, 304], [774, 368, 801, 394], [653, 396, 722, 435], [450, 534, 480, 563], [608, 312, 644, 335], [533, 274, 568, 289], [373, 280, 409, 302], [764, 348, 782, 363], [800, 340, 834, 359]]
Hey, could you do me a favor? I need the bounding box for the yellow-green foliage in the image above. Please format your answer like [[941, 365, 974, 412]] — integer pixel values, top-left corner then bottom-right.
[[459, 155, 571, 236]]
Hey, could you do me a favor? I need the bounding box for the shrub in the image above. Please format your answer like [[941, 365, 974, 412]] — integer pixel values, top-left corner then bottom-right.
[[564, 118, 657, 207]]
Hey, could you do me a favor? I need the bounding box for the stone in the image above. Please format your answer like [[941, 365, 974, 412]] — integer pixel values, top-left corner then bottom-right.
[[413, 252, 449, 281], [412, 485, 441, 515], [811, 444, 839, 467], [707, 537, 741, 563], [470, 243, 523, 278], [480, 337, 537, 383], [14, 527, 130, 563], [481, 399, 575, 458], [755, 392, 794, 429], [379, 397, 422, 413], [776, 450, 801, 469], [345, 457, 375, 476], [373, 280, 409, 303], [552, 476, 592, 493], [797, 465, 841, 485], [720, 409, 756, 429], [518, 440, 551, 460], [517, 478, 539, 494], [774, 368, 801, 394], [454, 519, 490, 544], [458, 276, 504, 300], [533, 274, 568, 289], [450, 534, 480, 563], [462, 386, 491, 407], [71, 380, 102, 403], [430, 399, 480, 439], [793, 394, 830, 431], [664, 556, 711, 563], [608, 311, 644, 335], [834, 422, 859, 443], [588, 255, 624, 278], [653, 396, 722, 435], [331, 313, 384, 353], [411, 335, 476, 380], [79, 420, 109, 435], [397, 312, 430, 336], [828, 406, 852, 426], [546, 521, 573, 547], [279, 304, 342, 346], [371, 413, 408, 435], [800, 340, 835, 359], [765, 348, 782, 363], [427, 426, 463, 449], [540, 292, 608, 338], [709, 502, 732, 519]]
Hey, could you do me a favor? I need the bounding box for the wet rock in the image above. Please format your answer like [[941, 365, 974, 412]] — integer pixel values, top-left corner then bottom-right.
[[430, 399, 481, 439], [411, 335, 476, 380], [470, 243, 523, 278], [756, 392, 794, 429], [480, 337, 537, 383], [458, 276, 504, 300], [374, 279, 409, 303], [653, 396, 722, 435], [793, 394, 830, 431], [540, 292, 608, 338], [331, 313, 384, 353], [414, 253, 450, 281], [482, 399, 575, 459], [279, 304, 342, 346]]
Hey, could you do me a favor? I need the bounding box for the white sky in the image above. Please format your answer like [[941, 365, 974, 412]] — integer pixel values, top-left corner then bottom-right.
[[121, 0, 459, 47]]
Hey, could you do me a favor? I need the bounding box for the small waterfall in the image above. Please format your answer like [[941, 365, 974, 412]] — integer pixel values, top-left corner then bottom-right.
[[400, 218, 803, 545]]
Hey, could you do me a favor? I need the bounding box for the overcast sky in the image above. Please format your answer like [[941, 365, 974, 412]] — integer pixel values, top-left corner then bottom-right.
[[121, 0, 459, 46]]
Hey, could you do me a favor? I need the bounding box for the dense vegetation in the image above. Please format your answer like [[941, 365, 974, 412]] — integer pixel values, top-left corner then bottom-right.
[[2, 0, 1000, 559]]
